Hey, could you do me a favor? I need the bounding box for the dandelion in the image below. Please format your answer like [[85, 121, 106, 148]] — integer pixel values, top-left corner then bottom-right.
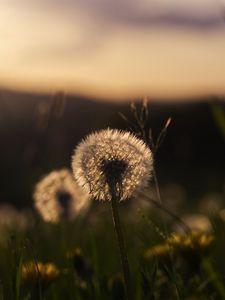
[[0, 204, 28, 230], [144, 231, 214, 262], [33, 169, 90, 223], [173, 214, 212, 234], [21, 261, 59, 288], [167, 231, 214, 255], [0, 204, 29, 244], [144, 243, 172, 261], [199, 193, 224, 214], [219, 208, 225, 221], [72, 128, 153, 201], [144, 231, 215, 296], [72, 128, 153, 300]]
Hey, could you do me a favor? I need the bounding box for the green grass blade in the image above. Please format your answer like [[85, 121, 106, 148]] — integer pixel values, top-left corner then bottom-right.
[[15, 250, 23, 300]]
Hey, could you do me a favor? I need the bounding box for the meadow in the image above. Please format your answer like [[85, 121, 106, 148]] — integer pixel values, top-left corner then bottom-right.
[[0, 99, 225, 300]]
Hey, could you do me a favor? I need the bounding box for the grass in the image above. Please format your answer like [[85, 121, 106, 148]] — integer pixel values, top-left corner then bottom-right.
[[0, 201, 225, 300], [0, 100, 224, 299]]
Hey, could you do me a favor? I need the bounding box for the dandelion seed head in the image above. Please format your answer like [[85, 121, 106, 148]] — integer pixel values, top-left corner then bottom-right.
[[0, 204, 30, 244], [72, 128, 153, 201], [0, 204, 28, 230], [199, 193, 224, 214], [33, 169, 90, 223]]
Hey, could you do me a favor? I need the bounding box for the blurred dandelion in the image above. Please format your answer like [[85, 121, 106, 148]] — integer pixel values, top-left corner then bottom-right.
[[173, 214, 212, 234], [219, 208, 225, 221], [199, 193, 224, 215], [0, 204, 29, 244], [0, 204, 28, 230], [143, 230, 216, 298], [72, 128, 153, 201], [144, 243, 172, 261], [144, 230, 214, 261], [21, 261, 59, 288], [33, 169, 90, 223], [167, 231, 214, 259], [72, 128, 153, 300]]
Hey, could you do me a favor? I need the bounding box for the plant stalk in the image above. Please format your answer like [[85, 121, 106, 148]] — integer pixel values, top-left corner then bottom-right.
[[110, 193, 132, 300]]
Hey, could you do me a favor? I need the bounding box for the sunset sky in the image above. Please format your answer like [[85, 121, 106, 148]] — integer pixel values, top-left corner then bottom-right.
[[1, 0, 225, 100]]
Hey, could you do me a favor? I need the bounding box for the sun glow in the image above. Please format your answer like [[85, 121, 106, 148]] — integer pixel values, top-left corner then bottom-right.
[[1, 0, 225, 100]]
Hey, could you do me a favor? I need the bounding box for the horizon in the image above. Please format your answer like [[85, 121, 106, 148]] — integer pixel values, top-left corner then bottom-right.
[[1, 87, 225, 104]]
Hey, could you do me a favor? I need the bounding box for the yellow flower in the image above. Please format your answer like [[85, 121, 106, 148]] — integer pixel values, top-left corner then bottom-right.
[[21, 262, 59, 287], [168, 231, 215, 254], [144, 244, 172, 260], [144, 231, 215, 262]]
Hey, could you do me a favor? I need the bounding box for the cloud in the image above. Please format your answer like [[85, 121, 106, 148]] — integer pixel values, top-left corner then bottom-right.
[[3, 0, 225, 29], [77, 0, 225, 29], [1, 0, 225, 99]]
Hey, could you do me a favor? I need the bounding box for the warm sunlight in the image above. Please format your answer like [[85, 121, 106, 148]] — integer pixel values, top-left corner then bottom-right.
[[1, 0, 225, 99]]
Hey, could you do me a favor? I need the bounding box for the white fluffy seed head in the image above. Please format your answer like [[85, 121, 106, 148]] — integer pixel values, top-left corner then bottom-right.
[[33, 169, 90, 223], [72, 128, 153, 201]]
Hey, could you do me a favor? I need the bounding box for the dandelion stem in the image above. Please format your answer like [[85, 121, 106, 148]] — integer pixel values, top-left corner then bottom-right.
[[110, 192, 132, 300]]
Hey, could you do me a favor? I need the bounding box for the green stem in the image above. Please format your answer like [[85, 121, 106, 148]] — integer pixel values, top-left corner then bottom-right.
[[111, 194, 132, 300]]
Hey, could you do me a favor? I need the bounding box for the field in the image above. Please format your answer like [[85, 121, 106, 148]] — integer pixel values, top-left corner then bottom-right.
[[0, 96, 225, 300]]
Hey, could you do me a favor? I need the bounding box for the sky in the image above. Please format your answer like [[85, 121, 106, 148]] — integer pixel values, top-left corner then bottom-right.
[[0, 0, 225, 100]]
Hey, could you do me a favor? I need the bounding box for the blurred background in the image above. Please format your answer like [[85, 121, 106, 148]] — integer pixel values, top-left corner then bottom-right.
[[0, 0, 225, 209]]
